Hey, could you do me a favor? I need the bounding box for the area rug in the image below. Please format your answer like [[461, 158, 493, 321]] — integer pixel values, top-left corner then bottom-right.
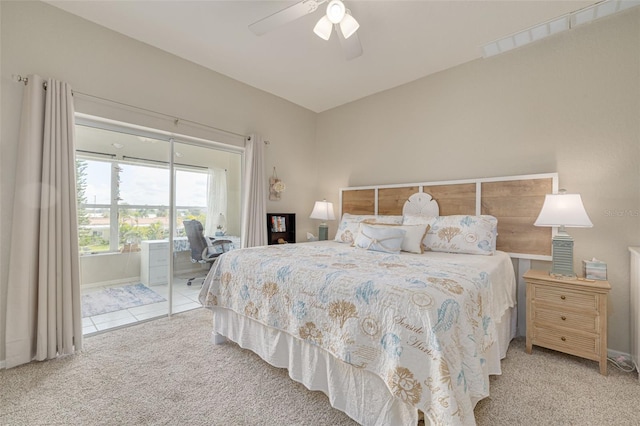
[[81, 283, 166, 317]]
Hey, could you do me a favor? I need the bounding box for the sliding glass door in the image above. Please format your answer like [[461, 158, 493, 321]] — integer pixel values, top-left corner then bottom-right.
[[170, 141, 242, 314], [75, 118, 242, 334]]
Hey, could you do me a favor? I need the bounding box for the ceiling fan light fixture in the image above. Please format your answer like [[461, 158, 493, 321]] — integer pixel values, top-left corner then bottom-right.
[[313, 15, 333, 40], [326, 0, 346, 24], [339, 12, 359, 39]]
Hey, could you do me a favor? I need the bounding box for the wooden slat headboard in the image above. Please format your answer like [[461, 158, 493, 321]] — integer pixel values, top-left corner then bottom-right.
[[340, 173, 558, 260]]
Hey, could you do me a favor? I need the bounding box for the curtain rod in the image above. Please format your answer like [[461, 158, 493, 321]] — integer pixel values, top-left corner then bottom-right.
[[77, 149, 116, 158], [247, 136, 270, 145], [77, 150, 227, 172], [12, 74, 47, 89], [123, 155, 210, 171], [73, 90, 249, 141], [12, 73, 254, 142]]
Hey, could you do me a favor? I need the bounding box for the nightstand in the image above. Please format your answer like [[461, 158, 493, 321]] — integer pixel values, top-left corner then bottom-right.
[[524, 269, 611, 375]]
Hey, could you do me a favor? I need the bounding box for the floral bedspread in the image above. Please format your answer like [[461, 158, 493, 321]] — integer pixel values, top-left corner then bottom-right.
[[199, 242, 512, 425]]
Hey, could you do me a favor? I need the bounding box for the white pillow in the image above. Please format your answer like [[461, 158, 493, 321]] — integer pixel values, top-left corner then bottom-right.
[[367, 223, 430, 254], [403, 215, 437, 228], [353, 223, 406, 254], [334, 213, 403, 244], [404, 214, 498, 255]]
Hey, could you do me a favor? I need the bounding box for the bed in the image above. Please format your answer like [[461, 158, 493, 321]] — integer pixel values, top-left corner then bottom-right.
[[199, 173, 557, 425]]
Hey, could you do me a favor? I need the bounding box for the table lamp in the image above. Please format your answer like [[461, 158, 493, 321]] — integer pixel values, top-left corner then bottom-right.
[[310, 200, 335, 241], [534, 190, 593, 278], [215, 213, 226, 236]]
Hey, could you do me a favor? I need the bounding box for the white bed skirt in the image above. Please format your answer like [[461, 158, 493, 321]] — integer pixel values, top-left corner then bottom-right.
[[211, 306, 517, 426]]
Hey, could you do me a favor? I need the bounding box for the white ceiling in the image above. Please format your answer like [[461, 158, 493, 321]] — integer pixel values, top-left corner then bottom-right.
[[46, 0, 598, 113]]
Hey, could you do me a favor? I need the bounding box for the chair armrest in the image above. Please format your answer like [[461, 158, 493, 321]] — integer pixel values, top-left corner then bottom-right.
[[201, 247, 219, 262]]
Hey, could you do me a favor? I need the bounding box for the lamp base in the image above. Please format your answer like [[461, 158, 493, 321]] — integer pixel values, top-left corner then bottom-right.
[[318, 223, 329, 241], [550, 231, 575, 278]]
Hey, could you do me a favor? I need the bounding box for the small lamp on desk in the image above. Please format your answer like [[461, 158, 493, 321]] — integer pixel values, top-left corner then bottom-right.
[[534, 189, 593, 279], [310, 199, 335, 241], [215, 213, 226, 236]]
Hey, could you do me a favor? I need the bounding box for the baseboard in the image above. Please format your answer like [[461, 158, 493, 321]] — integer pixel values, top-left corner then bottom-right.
[[81, 276, 142, 290]]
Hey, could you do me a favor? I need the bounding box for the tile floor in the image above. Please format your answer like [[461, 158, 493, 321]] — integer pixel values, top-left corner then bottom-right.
[[81, 273, 206, 335]]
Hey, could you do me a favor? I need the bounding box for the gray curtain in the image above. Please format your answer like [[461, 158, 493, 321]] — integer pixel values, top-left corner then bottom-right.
[[241, 134, 267, 248], [5, 75, 82, 368]]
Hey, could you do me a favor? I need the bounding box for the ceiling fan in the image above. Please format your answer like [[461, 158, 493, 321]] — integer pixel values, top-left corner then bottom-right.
[[249, 0, 363, 60]]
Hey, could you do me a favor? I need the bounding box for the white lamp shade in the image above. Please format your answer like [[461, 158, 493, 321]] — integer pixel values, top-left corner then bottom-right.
[[216, 213, 227, 229], [310, 200, 336, 221], [339, 13, 359, 39], [326, 0, 346, 24], [534, 193, 593, 228], [313, 15, 333, 40]]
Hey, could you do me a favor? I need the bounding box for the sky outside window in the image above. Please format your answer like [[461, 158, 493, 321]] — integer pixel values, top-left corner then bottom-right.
[[83, 160, 208, 207], [175, 170, 207, 207], [83, 160, 111, 205]]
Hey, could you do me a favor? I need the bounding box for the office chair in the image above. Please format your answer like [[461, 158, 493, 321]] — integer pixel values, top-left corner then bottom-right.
[[183, 220, 232, 286]]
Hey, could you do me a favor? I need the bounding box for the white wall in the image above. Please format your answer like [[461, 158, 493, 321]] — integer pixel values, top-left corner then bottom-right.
[[80, 252, 142, 287], [315, 10, 640, 353], [0, 0, 318, 363]]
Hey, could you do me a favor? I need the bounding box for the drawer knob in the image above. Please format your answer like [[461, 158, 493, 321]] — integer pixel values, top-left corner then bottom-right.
[[560, 295, 566, 300], [561, 316, 567, 321], [561, 336, 567, 342]]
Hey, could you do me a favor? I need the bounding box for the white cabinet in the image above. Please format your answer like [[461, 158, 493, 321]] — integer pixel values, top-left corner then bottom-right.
[[141, 240, 170, 286]]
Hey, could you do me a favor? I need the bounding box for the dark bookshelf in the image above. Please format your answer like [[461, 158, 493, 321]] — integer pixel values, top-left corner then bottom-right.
[[267, 213, 296, 245]]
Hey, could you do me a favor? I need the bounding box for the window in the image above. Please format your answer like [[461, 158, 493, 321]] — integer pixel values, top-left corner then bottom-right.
[[75, 119, 242, 256], [77, 135, 213, 254], [175, 169, 208, 236], [78, 156, 210, 254], [77, 157, 116, 254]]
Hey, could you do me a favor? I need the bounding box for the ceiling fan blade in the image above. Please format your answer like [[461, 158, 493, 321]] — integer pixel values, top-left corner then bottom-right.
[[336, 26, 363, 60], [249, 0, 326, 36]]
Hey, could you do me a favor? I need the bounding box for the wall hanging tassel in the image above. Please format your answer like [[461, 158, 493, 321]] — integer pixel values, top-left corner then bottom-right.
[[269, 167, 286, 201]]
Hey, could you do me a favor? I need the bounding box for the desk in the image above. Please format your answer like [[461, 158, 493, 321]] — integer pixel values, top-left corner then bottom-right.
[[173, 236, 191, 253]]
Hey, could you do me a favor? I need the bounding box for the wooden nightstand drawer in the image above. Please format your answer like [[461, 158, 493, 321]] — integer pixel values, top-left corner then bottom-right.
[[532, 305, 598, 333], [532, 325, 600, 358], [531, 285, 598, 312]]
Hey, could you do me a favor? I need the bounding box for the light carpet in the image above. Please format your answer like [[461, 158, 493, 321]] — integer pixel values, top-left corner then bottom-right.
[[81, 283, 166, 317], [1, 308, 638, 425]]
